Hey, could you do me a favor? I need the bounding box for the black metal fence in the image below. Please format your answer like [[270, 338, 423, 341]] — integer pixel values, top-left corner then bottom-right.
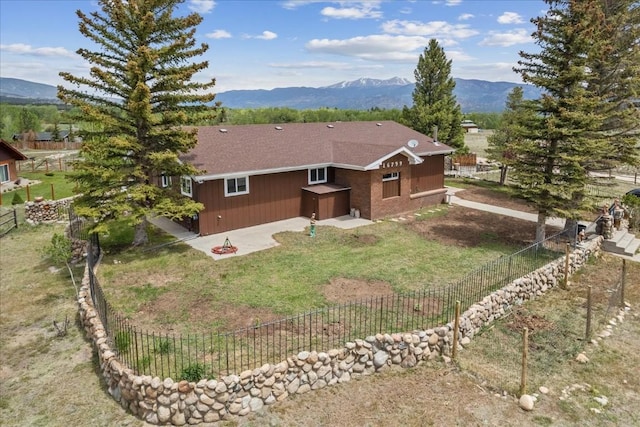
[[73, 211, 576, 380]]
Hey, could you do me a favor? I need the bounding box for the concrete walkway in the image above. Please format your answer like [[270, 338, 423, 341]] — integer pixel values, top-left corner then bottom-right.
[[445, 186, 567, 228], [148, 214, 373, 260], [149, 186, 573, 260]]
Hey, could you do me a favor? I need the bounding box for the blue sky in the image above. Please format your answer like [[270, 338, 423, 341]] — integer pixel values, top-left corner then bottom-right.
[[0, 0, 547, 92]]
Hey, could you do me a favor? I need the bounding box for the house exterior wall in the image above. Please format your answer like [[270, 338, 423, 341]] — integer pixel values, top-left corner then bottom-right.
[[411, 155, 445, 194], [195, 170, 309, 235], [334, 169, 371, 219], [190, 154, 447, 235], [0, 157, 17, 183]]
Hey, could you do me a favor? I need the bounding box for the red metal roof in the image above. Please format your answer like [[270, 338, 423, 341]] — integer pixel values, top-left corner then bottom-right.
[[181, 121, 454, 181]]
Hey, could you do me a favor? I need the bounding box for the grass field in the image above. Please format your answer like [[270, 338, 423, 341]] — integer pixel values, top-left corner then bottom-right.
[[96, 206, 527, 333], [2, 219, 639, 426]]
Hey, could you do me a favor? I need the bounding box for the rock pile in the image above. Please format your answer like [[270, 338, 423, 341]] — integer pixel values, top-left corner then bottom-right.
[[25, 197, 73, 224]]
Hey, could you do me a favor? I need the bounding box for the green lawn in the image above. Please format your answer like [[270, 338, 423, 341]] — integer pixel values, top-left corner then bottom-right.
[[97, 207, 527, 331], [0, 170, 77, 206]]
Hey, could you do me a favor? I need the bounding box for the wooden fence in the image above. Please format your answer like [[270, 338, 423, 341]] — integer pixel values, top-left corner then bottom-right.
[[0, 208, 18, 237]]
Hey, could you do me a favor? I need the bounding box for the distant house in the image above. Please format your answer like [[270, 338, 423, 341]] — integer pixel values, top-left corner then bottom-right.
[[12, 130, 72, 143], [0, 139, 28, 184], [461, 120, 479, 133], [177, 121, 454, 235]]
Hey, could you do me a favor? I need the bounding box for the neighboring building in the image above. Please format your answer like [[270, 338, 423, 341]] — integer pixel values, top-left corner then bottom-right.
[[12, 130, 72, 142], [0, 139, 28, 184], [461, 120, 479, 133], [178, 121, 454, 235]]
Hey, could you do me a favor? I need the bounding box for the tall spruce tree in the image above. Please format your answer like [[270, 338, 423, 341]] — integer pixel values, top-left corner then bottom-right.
[[512, 0, 608, 242], [401, 39, 465, 151], [587, 0, 640, 171], [58, 0, 217, 246]]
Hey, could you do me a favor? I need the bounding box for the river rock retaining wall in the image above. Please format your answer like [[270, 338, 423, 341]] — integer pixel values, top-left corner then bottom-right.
[[77, 236, 602, 425]]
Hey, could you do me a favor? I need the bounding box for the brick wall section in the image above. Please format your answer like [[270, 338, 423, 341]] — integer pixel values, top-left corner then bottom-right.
[[335, 155, 447, 221], [334, 169, 371, 218]]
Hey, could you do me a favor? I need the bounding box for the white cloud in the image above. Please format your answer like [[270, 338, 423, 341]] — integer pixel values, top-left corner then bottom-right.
[[306, 34, 427, 62], [498, 12, 524, 24], [281, 0, 326, 10], [0, 43, 76, 58], [206, 29, 232, 39], [445, 0, 462, 5], [479, 29, 531, 47], [269, 61, 361, 70], [381, 19, 479, 40], [256, 31, 278, 40], [445, 49, 474, 62], [458, 13, 474, 21], [320, 4, 383, 20], [188, 0, 215, 14], [453, 62, 523, 83]]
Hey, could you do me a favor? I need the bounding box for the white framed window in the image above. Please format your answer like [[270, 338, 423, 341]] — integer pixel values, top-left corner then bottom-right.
[[225, 176, 249, 197], [161, 174, 172, 188], [308, 167, 327, 184], [0, 164, 9, 183], [382, 172, 399, 182], [180, 176, 193, 197]]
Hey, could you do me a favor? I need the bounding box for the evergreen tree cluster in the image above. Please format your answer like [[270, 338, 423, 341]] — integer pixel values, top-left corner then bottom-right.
[[488, 0, 639, 242]]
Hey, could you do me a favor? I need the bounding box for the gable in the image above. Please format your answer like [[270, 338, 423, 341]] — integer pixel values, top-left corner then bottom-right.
[[0, 139, 28, 162]]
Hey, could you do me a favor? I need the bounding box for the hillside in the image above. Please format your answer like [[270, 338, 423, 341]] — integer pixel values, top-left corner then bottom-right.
[[0, 76, 543, 112]]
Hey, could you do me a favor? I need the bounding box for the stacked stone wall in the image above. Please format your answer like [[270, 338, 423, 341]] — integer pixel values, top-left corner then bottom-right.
[[25, 197, 74, 224], [77, 236, 602, 425]]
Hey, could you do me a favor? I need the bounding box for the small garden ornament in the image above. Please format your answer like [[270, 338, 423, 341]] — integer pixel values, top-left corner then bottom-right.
[[310, 212, 316, 237]]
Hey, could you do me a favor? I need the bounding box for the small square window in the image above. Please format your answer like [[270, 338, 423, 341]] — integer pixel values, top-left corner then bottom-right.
[[181, 176, 193, 197], [309, 167, 327, 184], [225, 176, 249, 196], [161, 174, 172, 188], [382, 172, 399, 182]]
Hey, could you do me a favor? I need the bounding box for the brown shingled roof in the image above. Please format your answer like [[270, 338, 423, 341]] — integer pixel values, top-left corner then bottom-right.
[[0, 139, 28, 160], [180, 121, 454, 180]]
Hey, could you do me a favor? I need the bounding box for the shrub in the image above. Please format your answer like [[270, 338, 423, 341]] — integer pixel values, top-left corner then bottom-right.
[[11, 192, 24, 205], [623, 194, 640, 231], [180, 363, 208, 382], [155, 338, 171, 355], [114, 331, 131, 353], [136, 356, 151, 372]]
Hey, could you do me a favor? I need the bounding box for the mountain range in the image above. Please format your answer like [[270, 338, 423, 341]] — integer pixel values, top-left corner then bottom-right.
[[0, 76, 543, 113]]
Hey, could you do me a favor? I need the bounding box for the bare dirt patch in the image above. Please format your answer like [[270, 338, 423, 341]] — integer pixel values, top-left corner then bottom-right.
[[454, 186, 537, 213], [323, 278, 392, 304], [411, 207, 558, 247]]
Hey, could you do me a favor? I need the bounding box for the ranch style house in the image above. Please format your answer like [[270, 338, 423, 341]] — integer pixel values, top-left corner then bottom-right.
[[175, 121, 454, 236]]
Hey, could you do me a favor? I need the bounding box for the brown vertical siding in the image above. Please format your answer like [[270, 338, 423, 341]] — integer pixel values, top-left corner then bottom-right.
[[192, 154, 447, 234], [411, 155, 445, 193], [196, 170, 309, 235]]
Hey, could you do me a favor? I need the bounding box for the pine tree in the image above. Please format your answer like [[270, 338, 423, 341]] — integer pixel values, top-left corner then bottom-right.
[[58, 0, 217, 246], [486, 87, 535, 185], [512, 0, 608, 242], [587, 0, 640, 171], [401, 39, 465, 151]]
